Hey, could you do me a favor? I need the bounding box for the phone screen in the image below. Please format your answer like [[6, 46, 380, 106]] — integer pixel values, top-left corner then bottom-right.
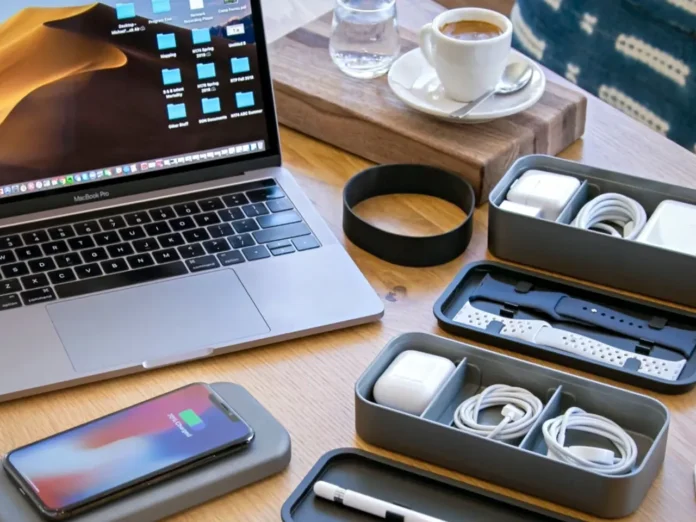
[[4, 384, 253, 515]]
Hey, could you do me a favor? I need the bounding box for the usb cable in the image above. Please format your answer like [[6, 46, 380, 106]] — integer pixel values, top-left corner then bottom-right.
[[571, 193, 647, 240]]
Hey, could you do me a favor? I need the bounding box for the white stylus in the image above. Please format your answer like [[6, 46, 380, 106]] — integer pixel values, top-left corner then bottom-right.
[[313, 481, 448, 522]]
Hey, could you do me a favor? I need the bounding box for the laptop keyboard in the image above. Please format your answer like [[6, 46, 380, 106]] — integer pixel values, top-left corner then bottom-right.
[[0, 179, 321, 311]]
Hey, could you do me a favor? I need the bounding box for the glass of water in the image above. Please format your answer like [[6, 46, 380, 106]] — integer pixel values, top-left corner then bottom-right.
[[330, 0, 400, 80]]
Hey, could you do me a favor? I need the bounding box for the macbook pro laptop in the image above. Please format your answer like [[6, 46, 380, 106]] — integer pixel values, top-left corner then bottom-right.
[[0, 0, 383, 402]]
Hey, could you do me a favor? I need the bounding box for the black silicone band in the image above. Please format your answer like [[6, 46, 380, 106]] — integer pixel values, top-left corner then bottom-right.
[[343, 164, 476, 267]]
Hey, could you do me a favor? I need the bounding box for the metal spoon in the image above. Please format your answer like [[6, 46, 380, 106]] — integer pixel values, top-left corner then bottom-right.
[[449, 62, 534, 119]]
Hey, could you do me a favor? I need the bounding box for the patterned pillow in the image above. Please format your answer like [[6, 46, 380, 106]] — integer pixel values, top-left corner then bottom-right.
[[512, 0, 695, 151]]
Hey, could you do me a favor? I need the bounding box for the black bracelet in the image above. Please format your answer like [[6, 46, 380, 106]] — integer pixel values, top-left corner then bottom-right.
[[343, 164, 476, 267]]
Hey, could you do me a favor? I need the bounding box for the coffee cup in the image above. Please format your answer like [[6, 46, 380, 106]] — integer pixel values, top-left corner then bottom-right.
[[419, 8, 512, 102]]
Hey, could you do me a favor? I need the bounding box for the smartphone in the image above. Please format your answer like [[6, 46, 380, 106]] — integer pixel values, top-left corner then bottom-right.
[[2, 383, 254, 520]]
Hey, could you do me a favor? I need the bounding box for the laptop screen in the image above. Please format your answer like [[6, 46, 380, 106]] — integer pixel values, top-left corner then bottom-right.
[[0, 0, 276, 203]]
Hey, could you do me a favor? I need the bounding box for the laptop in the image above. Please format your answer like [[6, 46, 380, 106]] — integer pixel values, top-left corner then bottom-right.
[[0, 0, 383, 402]]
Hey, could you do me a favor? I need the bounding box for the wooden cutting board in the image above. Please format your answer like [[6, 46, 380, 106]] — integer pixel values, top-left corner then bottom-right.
[[268, 2, 587, 202]]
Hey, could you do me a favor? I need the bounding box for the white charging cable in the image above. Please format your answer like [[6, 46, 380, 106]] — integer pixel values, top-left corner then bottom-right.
[[571, 193, 647, 240], [543, 407, 637, 475], [453, 384, 543, 441]]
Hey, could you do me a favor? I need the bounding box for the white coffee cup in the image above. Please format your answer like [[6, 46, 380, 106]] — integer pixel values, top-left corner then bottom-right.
[[419, 8, 512, 102]]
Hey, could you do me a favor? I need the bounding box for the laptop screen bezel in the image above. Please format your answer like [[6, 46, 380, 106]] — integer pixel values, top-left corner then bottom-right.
[[0, 0, 281, 221]]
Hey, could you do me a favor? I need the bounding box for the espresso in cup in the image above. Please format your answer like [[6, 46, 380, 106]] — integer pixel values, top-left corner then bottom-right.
[[440, 20, 504, 41]]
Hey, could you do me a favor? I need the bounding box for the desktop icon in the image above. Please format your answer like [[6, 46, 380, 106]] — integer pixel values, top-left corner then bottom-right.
[[162, 68, 182, 85], [51, 179, 58, 186], [250, 143, 257, 151], [242, 144, 250, 152], [141, 163, 149, 171], [116, 2, 136, 20], [116, 167, 122, 174], [96, 171, 104, 178], [131, 164, 138, 172], [214, 151, 222, 157], [35, 181, 42, 189], [66, 176, 74, 185], [152, 0, 171, 14], [221, 149, 228, 156], [105, 170, 112, 177], [228, 147, 235, 154], [196, 62, 216, 80], [201, 97, 221, 114], [185, 156, 193, 162], [235, 91, 254, 108], [123, 166, 131, 174], [148, 162, 157, 168], [193, 154, 200, 160], [58, 178, 66, 185], [257, 141, 265, 150], [235, 146, 243, 153], [156, 160, 164, 168], [28, 182, 35, 190], [226, 24, 245, 36], [206, 152, 214, 159], [192, 28, 211, 45], [167, 103, 187, 120], [164, 159, 172, 166], [230, 57, 250, 74], [89, 172, 97, 180], [157, 33, 176, 50], [20, 185, 27, 192], [190, 0, 204, 10], [0, 188, 4, 196]]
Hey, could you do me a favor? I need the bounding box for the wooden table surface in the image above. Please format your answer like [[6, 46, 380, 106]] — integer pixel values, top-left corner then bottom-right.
[[2, 1, 696, 521]]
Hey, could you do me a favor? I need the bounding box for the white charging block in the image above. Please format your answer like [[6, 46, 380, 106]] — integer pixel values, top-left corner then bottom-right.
[[636, 200, 696, 256], [373, 350, 455, 416], [506, 170, 580, 221]]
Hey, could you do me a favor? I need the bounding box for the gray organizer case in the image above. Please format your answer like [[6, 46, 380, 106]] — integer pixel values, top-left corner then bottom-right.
[[0, 382, 291, 522], [488, 154, 696, 308], [355, 333, 669, 519]]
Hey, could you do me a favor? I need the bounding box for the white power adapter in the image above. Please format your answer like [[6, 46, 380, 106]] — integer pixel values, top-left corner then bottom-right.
[[505, 170, 581, 221]]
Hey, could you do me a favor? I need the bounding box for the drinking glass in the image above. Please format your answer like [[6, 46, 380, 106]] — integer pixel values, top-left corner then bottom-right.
[[330, 0, 400, 79]]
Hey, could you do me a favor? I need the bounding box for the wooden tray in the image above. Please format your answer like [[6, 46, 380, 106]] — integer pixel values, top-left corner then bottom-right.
[[268, 3, 587, 202]]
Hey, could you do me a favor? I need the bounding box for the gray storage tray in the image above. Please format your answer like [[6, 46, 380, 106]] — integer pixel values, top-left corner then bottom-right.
[[0, 382, 292, 522], [355, 333, 669, 519], [488, 154, 696, 308]]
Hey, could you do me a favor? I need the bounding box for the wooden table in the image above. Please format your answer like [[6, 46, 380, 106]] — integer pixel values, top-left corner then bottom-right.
[[2, 1, 696, 521]]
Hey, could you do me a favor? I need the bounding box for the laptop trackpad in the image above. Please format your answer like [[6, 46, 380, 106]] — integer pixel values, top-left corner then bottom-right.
[[47, 270, 270, 373]]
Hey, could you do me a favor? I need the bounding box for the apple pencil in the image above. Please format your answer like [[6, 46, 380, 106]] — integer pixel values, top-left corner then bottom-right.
[[313, 480, 448, 522]]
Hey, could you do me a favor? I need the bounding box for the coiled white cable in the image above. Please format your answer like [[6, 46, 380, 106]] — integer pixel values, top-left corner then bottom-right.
[[571, 193, 647, 240], [453, 384, 543, 441], [543, 407, 638, 475]]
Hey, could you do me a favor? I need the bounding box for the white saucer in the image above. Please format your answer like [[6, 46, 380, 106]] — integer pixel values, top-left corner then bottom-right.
[[388, 48, 546, 124]]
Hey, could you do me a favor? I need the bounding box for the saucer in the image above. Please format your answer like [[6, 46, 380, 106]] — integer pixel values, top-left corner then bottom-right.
[[388, 48, 546, 124]]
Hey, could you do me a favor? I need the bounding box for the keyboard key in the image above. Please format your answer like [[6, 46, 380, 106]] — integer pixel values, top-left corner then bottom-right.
[[120, 226, 146, 241], [99, 216, 126, 230], [242, 203, 270, 218], [74, 221, 101, 235], [2, 262, 29, 278], [267, 240, 292, 250], [159, 233, 185, 248], [186, 255, 220, 273], [16, 246, 42, 260], [21, 273, 49, 290], [22, 231, 49, 245], [133, 238, 159, 253], [75, 263, 103, 279], [107, 243, 135, 258], [229, 234, 255, 249], [247, 186, 285, 202], [28, 258, 56, 273], [0, 235, 22, 249], [21, 287, 56, 306], [102, 258, 129, 274], [218, 251, 245, 266], [82, 248, 109, 263], [169, 217, 196, 231], [42, 240, 69, 256], [153, 249, 180, 264], [222, 193, 249, 207], [194, 213, 221, 227], [94, 231, 120, 246], [0, 279, 21, 295], [150, 207, 176, 221], [48, 268, 76, 285], [253, 223, 311, 244], [271, 245, 295, 256], [125, 212, 151, 226], [48, 225, 76, 240], [55, 253, 81, 267], [174, 202, 200, 216], [208, 223, 234, 238], [242, 245, 270, 261], [127, 253, 155, 269], [203, 239, 230, 254], [232, 219, 259, 234], [267, 198, 294, 213], [293, 235, 321, 252], [56, 262, 188, 299], [198, 198, 225, 212], [0, 250, 16, 265], [178, 244, 205, 259], [218, 208, 245, 222], [0, 293, 21, 310], [144, 222, 171, 236], [68, 236, 95, 250], [183, 228, 210, 243], [257, 211, 301, 229]]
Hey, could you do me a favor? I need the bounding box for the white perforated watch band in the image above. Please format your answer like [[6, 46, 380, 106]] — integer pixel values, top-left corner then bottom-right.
[[453, 303, 685, 381]]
